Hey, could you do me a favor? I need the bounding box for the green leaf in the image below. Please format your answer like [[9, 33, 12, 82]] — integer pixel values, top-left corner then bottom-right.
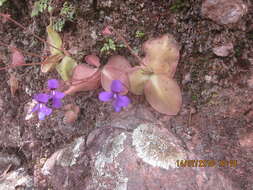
[[31, 1, 40, 17], [128, 66, 151, 95], [64, 64, 101, 95], [135, 30, 145, 38], [0, 0, 8, 7], [56, 56, 77, 81], [144, 75, 182, 115], [47, 25, 63, 55]]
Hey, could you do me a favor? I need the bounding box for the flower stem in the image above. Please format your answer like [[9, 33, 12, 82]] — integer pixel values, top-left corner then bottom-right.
[[0, 13, 68, 56], [0, 61, 47, 71], [0, 41, 46, 59]]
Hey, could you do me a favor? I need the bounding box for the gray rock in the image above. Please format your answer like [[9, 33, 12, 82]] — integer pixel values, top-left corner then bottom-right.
[[0, 168, 34, 190], [41, 137, 89, 190], [41, 107, 240, 190], [202, 0, 248, 25], [0, 152, 21, 174], [85, 122, 238, 190]]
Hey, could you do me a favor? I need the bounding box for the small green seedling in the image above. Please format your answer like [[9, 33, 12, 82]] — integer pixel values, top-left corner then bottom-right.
[[31, 0, 52, 17], [170, 0, 188, 13], [31, 1, 75, 32], [135, 30, 145, 38], [60, 2, 75, 20], [100, 38, 117, 53], [53, 2, 75, 32]]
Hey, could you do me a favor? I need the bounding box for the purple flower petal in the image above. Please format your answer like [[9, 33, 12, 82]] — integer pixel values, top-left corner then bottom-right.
[[112, 102, 122, 112], [34, 93, 51, 103], [52, 91, 65, 99], [116, 95, 130, 107], [40, 105, 52, 116], [48, 79, 59, 89], [38, 112, 46, 120], [99, 91, 113, 102], [111, 80, 123, 93], [31, 103, 39, 113], [52, 98, 62, 108]]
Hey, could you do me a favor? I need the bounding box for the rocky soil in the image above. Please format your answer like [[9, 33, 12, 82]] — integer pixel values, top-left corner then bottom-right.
[[0, 0, 253, 189]]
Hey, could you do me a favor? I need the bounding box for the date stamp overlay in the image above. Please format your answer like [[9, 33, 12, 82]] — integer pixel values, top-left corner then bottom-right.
[[176, 160, 237, 168]]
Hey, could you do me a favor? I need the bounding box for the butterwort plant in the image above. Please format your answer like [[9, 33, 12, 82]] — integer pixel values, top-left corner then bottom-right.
[[99, 29, 182, 115], [31, 79, 65, 120], [99, 80, 130, 112]]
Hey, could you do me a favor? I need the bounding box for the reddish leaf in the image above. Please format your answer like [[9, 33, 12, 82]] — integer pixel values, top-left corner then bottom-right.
[[11, 47, 25, 66], [142, 34, 179, 76], [101, 55, 131, 94], [144, 75, 182, 115], [101, 26, 113, 36], [85, 54, 100, 68], [64, 64, 101, 95]]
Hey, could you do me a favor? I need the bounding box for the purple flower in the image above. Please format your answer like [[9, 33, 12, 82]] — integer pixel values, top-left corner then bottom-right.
[[31, 93, 52, 120], [31, 79, 65, 120], [47, 79, 65, 108], [99, 80, 130, 112]]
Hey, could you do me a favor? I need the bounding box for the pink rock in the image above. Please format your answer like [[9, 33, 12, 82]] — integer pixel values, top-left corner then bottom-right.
[[202, 0, 248, 25], [213, 43, 234, 57]]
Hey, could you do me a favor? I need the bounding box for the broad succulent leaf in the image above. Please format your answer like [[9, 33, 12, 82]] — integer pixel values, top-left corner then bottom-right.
[[47, 25, 63, 55], [64, 64, 100, 95], [101, 55, 131, 94], [144, 74, 182, 115], [41, 54, 64, 73], [143, 34, 179, 76], [128, 66, 151, 95], [56, 56, 77, 81]]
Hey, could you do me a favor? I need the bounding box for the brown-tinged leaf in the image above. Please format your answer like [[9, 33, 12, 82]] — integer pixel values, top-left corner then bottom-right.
[[128, 66, 151, 95], [56, 56, 77, 81], [47, 25, 63, 55], [9, 74, 18, 97], [41, 54, 64, 73], [11, 47, 25, 66], [101, 55, 131, 94], [85, 54, 100, 68], [64, 64, 101, 95], [144, 75, 182, 115], [63, 104, 80, 124], [143, 34, 179, 76]]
